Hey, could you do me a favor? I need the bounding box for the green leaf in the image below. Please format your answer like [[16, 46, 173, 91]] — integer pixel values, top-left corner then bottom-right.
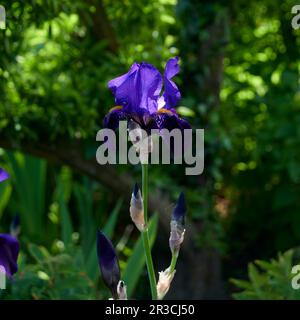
[[28, 244, 50, 263], [103, 199, 122, 238], [54, 178, 73, 246], [58, 194, 73, 246], [0, 182, 12, 221], [7, 152, 46, 239]]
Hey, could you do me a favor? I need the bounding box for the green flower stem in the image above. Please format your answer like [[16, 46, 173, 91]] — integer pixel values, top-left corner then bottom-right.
[[169, 252, 178, 274], [142, 163, 149, 222], [142, 163, 157, 300]]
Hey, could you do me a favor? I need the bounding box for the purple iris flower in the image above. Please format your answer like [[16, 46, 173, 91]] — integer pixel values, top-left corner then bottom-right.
[[104, 57, 190, 133], [0, 234, 19, 278], [97, 230, 120, 299], [0, 167, 9, 183]]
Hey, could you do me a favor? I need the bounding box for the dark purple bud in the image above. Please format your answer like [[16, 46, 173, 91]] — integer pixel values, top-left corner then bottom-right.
[[10, 214, 21, 237], [97, 230, 120, 299], [169, 192, 186, 254], [172, 192, 186, 226], [0, 168, 9, 183], [133, 183, 139, 197], [0, 234, 19, 278]]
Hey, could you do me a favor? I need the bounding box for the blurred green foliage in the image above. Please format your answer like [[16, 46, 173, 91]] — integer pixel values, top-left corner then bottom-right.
[[220, 0, 300, 279], [0, 153, 157, 299], [232, 249, 300, 300]]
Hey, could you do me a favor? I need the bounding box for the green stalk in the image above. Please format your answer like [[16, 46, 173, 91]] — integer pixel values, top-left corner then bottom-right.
[[142, 163, 157, 300], [169, 252, 178, 274]]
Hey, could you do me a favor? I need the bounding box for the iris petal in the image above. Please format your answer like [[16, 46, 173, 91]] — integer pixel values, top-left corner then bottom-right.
[[0, 168, 9, 183], [136, 63, 162, 113], [107, 62, 162, 114], [103, 108, 128, 131], [154, 111, 192, 159], [154, 110, 191, 131], [163, 57, 181, 109], [108, 63, 139, 96]]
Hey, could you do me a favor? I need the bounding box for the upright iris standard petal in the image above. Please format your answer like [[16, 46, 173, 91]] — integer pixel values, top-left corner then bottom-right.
[[109, 67, 139, 111], [108, 62, 162, 114], [97, 230, 120, 299], [0, 168, 9, 183], [136, 63, 162, 113], [163, 57, 181, 109], [108, 63, 139, 96], [0, 234, 19, 278]]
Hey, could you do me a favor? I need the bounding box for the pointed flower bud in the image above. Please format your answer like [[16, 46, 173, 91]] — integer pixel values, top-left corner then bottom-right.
[[0, 234, 19, 278], [0, 167, 9, 183], [10, 214, 21, 238], [130, 183, 146, 232], [117, 280, 128, 300], [156, 267, 176, 300], [169, 192, 186, 254], [97, 230, 120, 299]]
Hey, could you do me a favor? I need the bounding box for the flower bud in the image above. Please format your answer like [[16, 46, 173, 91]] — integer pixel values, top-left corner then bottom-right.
[[156, 267, 176, 300], [117, 280, 128, 300], [169, 192, 186, 255], [0, 234, 19, 278], [0, 167, 9, 183], [97, 230, 120, 299], [130, 183, 146, 232]]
